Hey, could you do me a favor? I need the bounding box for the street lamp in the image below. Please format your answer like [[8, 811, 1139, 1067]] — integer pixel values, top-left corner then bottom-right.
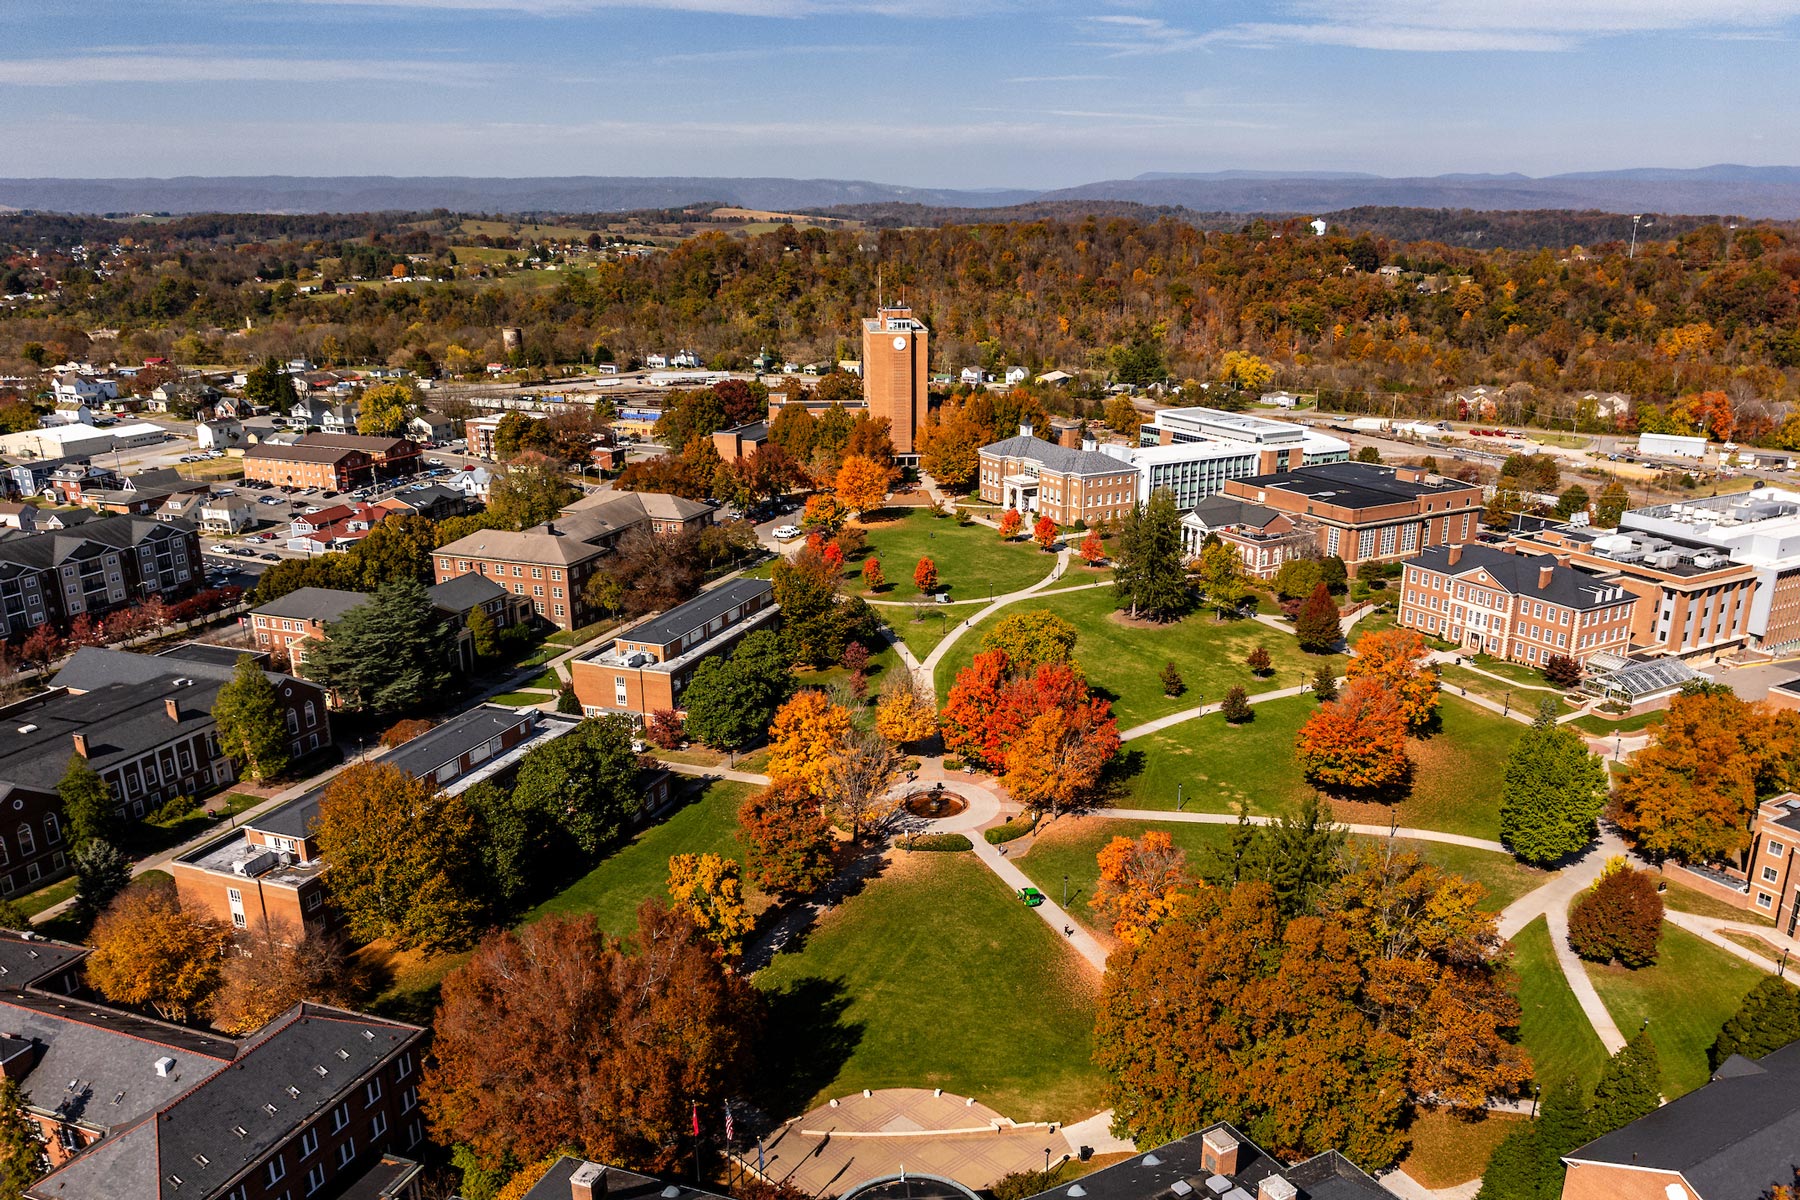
[[1177, 782, 1184, 811], [1063, 873, 1068, 906]]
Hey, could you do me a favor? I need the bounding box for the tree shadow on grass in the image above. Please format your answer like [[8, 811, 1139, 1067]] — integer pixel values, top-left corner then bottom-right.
[[755, 976, 864, 1119]]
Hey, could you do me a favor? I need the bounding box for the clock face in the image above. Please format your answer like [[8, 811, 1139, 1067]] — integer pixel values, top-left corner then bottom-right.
[[892, 335, 908, 351]]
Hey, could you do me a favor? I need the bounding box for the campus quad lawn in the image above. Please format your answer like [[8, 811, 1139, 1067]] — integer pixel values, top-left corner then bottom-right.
[[1439, 666, 1573, 718], [1586, 924, 1766, 1098], [1013, 817, 1541, 934], [844, 509, 1057, 602], [528, 780, 755, 939], [1115, 693, 1522, 842], [1569, 710, 1665, 737], [932, 587, 1334, 725], [755, 851, 1103, 1123], [1509, 917, 1610, 1092]]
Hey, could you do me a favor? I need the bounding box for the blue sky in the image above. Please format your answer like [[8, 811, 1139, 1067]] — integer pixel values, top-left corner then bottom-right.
[[5, 0, 1800, 185]]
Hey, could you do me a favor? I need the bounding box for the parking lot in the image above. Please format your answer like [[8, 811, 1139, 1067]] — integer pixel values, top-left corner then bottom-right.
[[197, 461, 471, 569]]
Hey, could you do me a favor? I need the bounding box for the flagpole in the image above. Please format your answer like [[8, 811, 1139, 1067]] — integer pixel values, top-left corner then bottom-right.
[[692, 1101, 701, 1184]]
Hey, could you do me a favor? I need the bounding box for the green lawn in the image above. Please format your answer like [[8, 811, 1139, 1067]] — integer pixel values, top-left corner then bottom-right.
[[794, 640, 903, 702], [1440, 666, 1571, 717], [934, 587, 1338, 727], [1042, 567, 1114, 590], [1470, 654, 1564, 690], [882, 604, 966, 659], [527, 780, 754, 938], [1586, 924, 1766, 1097], [1570, 710, 1665, 737], [488, 692, 549, 707], [755, 852, 1103, 1123], [1114, 693, 1521, 841], [1510, 917, 1610, 1092], [845, 509, 1057, 602], [1013, 817, 1541, 934]]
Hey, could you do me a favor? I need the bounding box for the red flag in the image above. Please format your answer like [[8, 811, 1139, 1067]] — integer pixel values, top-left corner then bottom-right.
[[692, 1102, 700, 1138]]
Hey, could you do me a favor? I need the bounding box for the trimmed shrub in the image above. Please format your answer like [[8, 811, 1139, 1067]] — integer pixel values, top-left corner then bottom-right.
[[1220, 684, 1253, 724], [1543, 653, 1584, 688], [148, 794, 202, 825], [984, 815, 1037, 845], [1568, 859, 1664, 967], [905, 833, 973, 852]]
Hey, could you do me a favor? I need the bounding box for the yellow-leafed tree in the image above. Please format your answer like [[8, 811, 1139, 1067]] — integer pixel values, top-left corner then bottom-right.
[[666, 853, 754, 959]]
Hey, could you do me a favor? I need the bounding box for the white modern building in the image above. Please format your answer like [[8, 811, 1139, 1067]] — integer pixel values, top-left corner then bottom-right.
[[0, 421, 168, 460], [1638, 432, 1709, 460], [1620, 488, 1800, 651], [1098, 406, 1351, 509]]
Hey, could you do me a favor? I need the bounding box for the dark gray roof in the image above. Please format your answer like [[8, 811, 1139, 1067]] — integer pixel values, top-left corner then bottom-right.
[[251, 586, 369, 623], [427, 572, 507, 615], [1187, 495, 1283, 530], [0, 679, 226, 793], [335, 1155, 425, 1200], [0, 931, 88, 989], [54, 645, 242, 692], [1566, 1039, 1800, 1197], [980, 433, 1130, 478], [382, 706, 542, 780], [1247, 461, 1477, 509], [1028, 1126, 1394, 1200], [155, 643, 269, 670], [0, 513, 192, 573], [1408, 544, 1630, 611], [620, 577, 773, 649], [523, 1158, 733, 1200]]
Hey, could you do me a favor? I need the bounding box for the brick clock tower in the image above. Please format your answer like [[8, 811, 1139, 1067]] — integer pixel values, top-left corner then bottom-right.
[[861, 304, 929, 460]]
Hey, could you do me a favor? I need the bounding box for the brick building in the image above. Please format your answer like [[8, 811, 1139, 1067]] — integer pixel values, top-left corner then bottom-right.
[[571, 579, 777, 717], [243, 433, 420, 490], [0, 513, 202, 638], [1397, 543, 1637, 666], [249, 587, 373, 669], [977, 427, 1140, 527], [1178, 495, 1315, 578], [861, 304, 930, 458], [1222, 462, 1484, 571]]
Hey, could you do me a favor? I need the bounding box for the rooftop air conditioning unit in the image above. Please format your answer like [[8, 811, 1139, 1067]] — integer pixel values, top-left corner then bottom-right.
[[14, 725, 35, 735], [153, 1057, 175, 1078]]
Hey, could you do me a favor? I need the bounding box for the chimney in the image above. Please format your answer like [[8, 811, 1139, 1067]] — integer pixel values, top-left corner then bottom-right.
[[545, 521, 558, 536], [570, 1162, 606, 1200], [1200, 1128, 1240, 1177], [1257, 1178, 1297, 1200], [71, 733, 87, 759], [1058, 425, 1080, 450], [1447, 544, 1463, 567], [1538, 562, 1556, 589], [165, 697, 180, 721], [1019, 422, 1034, 440]]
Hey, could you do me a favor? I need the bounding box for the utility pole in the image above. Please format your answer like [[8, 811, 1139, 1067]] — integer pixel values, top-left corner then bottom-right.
[[1628, 215, 1643, 259]]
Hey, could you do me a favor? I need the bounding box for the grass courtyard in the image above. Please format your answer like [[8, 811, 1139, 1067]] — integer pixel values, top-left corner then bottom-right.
[[1114, 693, 1523, 841], [755, 851, 1104, 1123], [1585, 924, 1765, 1098], [933, 587, 1338, 727], [1509, 917, 1610, 1092], [846, 509, 1059, 603]]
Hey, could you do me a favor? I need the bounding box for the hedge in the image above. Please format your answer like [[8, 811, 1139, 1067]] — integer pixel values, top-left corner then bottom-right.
[[904, 833, 973, 852], [984, 816, 1036, 845]]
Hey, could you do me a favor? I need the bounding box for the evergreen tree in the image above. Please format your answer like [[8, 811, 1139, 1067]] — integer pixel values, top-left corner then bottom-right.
[[1499, 701, 1607, 865], [211, 654, 290, 782], [681, 630, 791, 751], [1710, 976, 1800, 1067], [56, 754, 116, 849], [0, 1076, 43, 1197], [1112, 489, 1188, 621], [1261, 793, 1348, 918], [465, 605, 500, 659], [1535, 1075, 1590, 1170], [1311, 663, 1338, 701], [72, 838, 131, 920], [303, 578, 455, 713], [1295, 583, 1342, 652], [556, 682, 581, 714], [1588, 1030, 1662, 1135], [243, 355, 297, 413], [1473, 1124, 1543, 1200], [510, 716, 644, 857]]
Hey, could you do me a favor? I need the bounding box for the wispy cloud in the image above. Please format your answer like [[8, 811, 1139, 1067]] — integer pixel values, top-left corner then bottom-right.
[[652, 43, 887, 64], [1003, 73, 1115, 83], [288, 0, 997, 16], [0, 51, 472, 85], [1087, 0, 1800, 55]]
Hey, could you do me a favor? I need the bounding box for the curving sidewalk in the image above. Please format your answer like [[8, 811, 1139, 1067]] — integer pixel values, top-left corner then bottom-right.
[[911, 547, 1076, 687], [1099, 806, 1507, 853]]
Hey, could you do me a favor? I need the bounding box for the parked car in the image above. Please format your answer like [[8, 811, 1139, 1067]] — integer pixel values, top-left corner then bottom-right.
[[259, 552, 281, 561], [773, 524, 802, 541], [426, 458, 444, 466]]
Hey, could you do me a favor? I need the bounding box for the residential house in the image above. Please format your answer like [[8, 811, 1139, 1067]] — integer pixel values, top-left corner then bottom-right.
[[5, 457, 89, 502], [0, 503, 37, 533], [1003, 366, 1028, 385], [448, 466, 493, 502], [1398, 543, 1637, 667], [1559, 1039, 1800, 1199], [156, 493, 206, 525], [428, 573, 531, 671], [42, 402, 93, 427], [248, 587, 372, 669], [1221, 461, 1484, 570], [148, 378, 221, 413], [405, 410, 456, 444], [196, 417, 244, 450], [50, 373, 116, 405], [0, 514, 202, 638], [79, 467, 210, 515], [44, 461, 120, 506], [285, 502, 392, 555], [1179, 495, 1315, 578], [976, 426, 1141, 527], [198, 494, 255, 535], [571, 578, 777, 716], [381, 482, 470, 522], [1575, 390, 1631, 421], [1260, 390, 1302, 408]]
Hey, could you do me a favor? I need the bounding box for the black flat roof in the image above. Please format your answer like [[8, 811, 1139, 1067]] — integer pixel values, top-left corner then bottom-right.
[[619, 578, 772, 649]]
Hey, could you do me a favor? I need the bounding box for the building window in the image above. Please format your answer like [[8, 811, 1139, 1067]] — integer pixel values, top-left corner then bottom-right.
[[15, 826, 33, 856], [337, 1139, 356, 1168], [1759, 892, 1775, 909], [43, 814, 59, 844], [306, 1163, 327, 1196], [370, 1111, 389, 1138], [267, 1156, 287, 1185], [1764, 865, 1780, 883], [365, 1078, 382, 1106], [301, 1128, 319, 1158], [331, 1103, 350, 1133], [1769, 840, 1785, 858]]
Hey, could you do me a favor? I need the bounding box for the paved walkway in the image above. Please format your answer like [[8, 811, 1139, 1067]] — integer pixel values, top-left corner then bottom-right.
[[1118, 683, 1312, 742], [910, 548, 1075, 688], [658, 760, 775, 787], [1100, 807, 1508, 853], [1381, 1170, 1481, 1200]]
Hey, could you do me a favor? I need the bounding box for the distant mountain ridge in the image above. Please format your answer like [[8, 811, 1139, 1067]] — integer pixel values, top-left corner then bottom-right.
[[3, 165, 1800, 218]]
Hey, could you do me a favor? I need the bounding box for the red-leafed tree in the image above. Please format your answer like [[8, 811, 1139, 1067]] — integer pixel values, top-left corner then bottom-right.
[[913, 556, 938, 593], [737, 778, 836, 898], [1294, 677, 1411, 792], [1079, 529, 1106, 567], [998, 508, 1024, 540], [942, 651, 1119, 793], [862, 557, 886, 591], [1033, 514, 1058, 551]]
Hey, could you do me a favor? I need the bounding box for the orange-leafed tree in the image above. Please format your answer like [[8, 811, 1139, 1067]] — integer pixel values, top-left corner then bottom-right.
[[834, 453, 894, 515], [942, 651, 1117, 778], [862, 557, 886, 591], [86, 880, 230, 1022], [421, 904, 759, 1177], [1294, 677, 1411, 792], [940, 649, 1009, 764], [913, 556, 938, 593], [998, 508, 1024, 539], [801, 492, 846, 535], [766, 689, 855, 799], [737, 779, 835, 898], [1005, 704, 1120, 815], [1093, 831, 1191, 946], [820, 541, 845, 574], [1345, 628, 1439, 730], [1079, 529, 1106, 567], [875, 674, 938, 747], [1033, 514, 1059, 551]]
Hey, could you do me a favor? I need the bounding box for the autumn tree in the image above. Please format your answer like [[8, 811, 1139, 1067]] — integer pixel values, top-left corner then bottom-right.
[[737, 780, 835, 898], [1295, 583, 1341, 651], [874, 674, 938, 747], [211, 654, 290, 782], [423, 905, 759, 1176], [1567, 859, 1663, 967], [1541, 653, 1583, 688], [644, 708, 684, 750], [823, 729, 898, 839], [1612, 685, 1800, 862], [314, 762, 484, 951], [800, 492, 846, 535], [1274, 558, 1324, 601], [1246, 645, 1272, 675], [486, 452, 577, 530], [56, 753, 116, 850], [1112, 490, 1188, 621], [1079, 529, 1106, 567], [1594, 478, 1631, 528], [981, 608, 1078, 670], [18, 625, 62, 674], [209, 924, 357, 1035], [1032, 514, 1058, 551], [1345, 628, 1438, 729], [1093, 831, 1191, 946], [86, 881, 229, 1021], [941, 653, 1116, 778], [0, 1076, 41, 1197], [833, 454, 892, 515], [1710, 976, 1800, 1067], [913, 556, 938, 593], [1295, 677, 1411, 792], [767, 690, 855, 799], [1160, 662, 1184, 697], [1196, 540, 1249, 618], [1004, 702, 1120, 816], [666, 853, 754, 958], [997, 507, 1024, 540], [862, 557, 886, 591], [595, 525, 705, 617], [1219, 685, 1252, 723], [1500, 702, 1607, 865], [356, 381, 415, 436]]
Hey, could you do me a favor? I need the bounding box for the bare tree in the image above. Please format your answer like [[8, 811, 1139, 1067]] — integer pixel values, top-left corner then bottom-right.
[[824, 730, 899, 841]]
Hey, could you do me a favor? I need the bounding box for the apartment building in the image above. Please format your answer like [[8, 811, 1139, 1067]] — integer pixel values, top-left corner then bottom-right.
[[571, 578, 777, 717], [249, 587, 373, 668], [861, 304, 930, 458], [243, 442, 372, 491], [434, 492, 713, 631], [1178, 495, 1315, 578], [176, 705, 576, 939], [0, 513, 202, 637], [1398, 543, 1637, 666], [1121, 406, 1352, 508], [977, 426, 1141, 527], [1506, 525, 1759, 660], [1222, 462, 1484, 570]]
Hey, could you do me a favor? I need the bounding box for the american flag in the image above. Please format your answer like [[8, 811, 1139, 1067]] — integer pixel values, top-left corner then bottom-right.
[[724, 1101, 734, 1146]]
